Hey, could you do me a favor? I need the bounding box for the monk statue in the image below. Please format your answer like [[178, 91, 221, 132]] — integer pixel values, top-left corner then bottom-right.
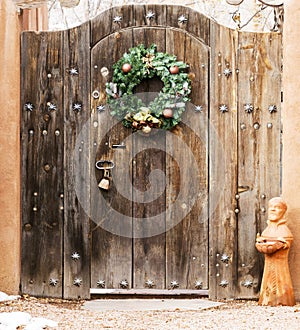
[[256, 197, 295, 306]]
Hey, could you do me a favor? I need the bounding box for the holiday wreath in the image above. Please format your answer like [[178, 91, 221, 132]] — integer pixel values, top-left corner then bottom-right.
[[105, 44, 191, 132]]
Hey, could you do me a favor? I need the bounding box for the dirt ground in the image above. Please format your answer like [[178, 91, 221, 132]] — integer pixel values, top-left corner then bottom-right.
[[1, 296, 300, 329]]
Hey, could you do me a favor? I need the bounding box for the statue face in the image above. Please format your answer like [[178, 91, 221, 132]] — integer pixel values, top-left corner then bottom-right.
[[268, 201, 286, 222]]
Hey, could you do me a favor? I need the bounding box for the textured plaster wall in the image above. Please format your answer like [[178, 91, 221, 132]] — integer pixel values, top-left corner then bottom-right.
[[0, 0, 21, 294], [282, 0, 300, 301]]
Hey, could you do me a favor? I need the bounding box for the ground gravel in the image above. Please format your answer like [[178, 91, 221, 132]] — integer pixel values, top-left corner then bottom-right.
[[0, 296, 300, 330]]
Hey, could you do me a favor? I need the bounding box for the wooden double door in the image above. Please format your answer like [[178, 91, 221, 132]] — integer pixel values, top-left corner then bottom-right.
[[90, 27, 209, 290]]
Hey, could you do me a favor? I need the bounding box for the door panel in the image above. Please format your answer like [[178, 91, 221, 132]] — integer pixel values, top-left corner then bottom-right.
[[90, 27, 209, 290]]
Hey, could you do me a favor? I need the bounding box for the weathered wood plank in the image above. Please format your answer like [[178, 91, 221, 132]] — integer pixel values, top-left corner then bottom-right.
[[131, 27, 166, 289], [237, 31, 282, 298], [21, 31, 64, 297], [90, 30, 134, 289], [165, 29, 209, 289], [63, 22, 91, 299], [209, 22, 239, 299]]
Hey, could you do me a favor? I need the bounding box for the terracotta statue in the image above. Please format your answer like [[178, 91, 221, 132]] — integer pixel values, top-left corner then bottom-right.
[[256, 197, 295, 306]]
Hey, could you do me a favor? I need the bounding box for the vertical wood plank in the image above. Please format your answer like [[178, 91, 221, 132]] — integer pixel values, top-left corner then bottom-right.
[[165, 29, 210, 289], [237, 31, 282, 298], [90, 30, 134, 289], [209, 22, 239, 299], [132, 27, 167, 289], [21, 31, 64, 297], [63, 22, 90, 299]]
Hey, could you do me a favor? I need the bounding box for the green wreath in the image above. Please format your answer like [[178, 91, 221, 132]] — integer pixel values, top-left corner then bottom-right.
[[105, 44, 191, 132]]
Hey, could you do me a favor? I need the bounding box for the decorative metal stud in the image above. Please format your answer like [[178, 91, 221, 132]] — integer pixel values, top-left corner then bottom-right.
[[24, 103, 34, 111], [261, 207, 266, 213], [170, 280, 179, 289], [235, 194, 240, 199], [240, 123, 246, 130], [33, 206, 38, 212], [194, 105, 203, 113], [92, 90, 100, 99], [47, 73, 52, 78], [267, 122, 273, 129], [219, 104, 228, 113], [96, 105, 105, 112], [113, 15, 122, 23], [145, 279, 155, 288], [97, 280, 105, 288], [69, 68, 78, 75], [42, 130, 48, 136], [55, 130, 60, 136], [73, 103, 82, 112], [33, 192, 38, 196], [100, 67, 109, 77], [268, 105, 277, 113], [253, 122, 260, 130], [178, 15, 188, 24], [71, 252, 80, 260], [146, 10, 155, 20], [242, 280, 253, 288], [219, 280, 229, 288], [244, 103, 254, 114], [236, 69, 239, 74], [120, 279, 129, 289], [201, 64, 205, 68], [220, 254, 230, 263], [29, 129, 34, 135], [261, 194, 266, 199], [73, 278, 82, 286], [49, 278, 58, 286], [223, 68, 232, 77], [194, 280, 203, 289], [47, 102, 57, 111], [235, 208, 240, 213]]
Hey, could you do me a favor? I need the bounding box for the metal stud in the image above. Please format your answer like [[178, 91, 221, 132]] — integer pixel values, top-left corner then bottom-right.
[[49, 278, 58, 286], [73, 278, 82, 286], [146, 10, 155, 20], [33, 206, 38, 212], [42, 130, 48, 136], [29, 129, 34, 135], [219, 280, 229, 288], [170, 280, 179, 289], [47, 73, 52, 78], [97, 105, 105, 112], [194, 280, 203, 289], [113, 15, 122, 23], [194, 105, 203, 113], [242, 280, 253, 288], [240, 123, 246, 130], [97, 280, 105, 288], [267, 122, 273, 129], [201, 64, 205, 68], [220, 254, 230, 263], [261, 207, 266, 213], [223, 68, 232, 77], [178, 15, 187, 24], [92, 90, 100, 99], [244, 103, 254, 114], [268, 105, 277, 113], [235, 194, 240, 199], [120, 279, 129, 289], [145, 279, 155, 288], [69, 68, 78, 75], [47, 102, 57, 111], [219, 104, 228, 113], [24, 102, 34, 111], [235, 208, 240, 213], [253, 122, 260, 130], [71, 252, 80, 260], [73, 103, 82, 112], [55, 130, 60, 136], [44, 164, 51, 172], [33, 192, 38, 196], [261, 194, 266, 199]]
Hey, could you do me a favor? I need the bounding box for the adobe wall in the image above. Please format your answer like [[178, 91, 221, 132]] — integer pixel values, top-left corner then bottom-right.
[[282, 0, 300, 300], [0, 0, 47, 295]]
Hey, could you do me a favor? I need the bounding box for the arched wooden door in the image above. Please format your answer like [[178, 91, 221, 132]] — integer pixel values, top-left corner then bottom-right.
[[90, 27, 209, 291]]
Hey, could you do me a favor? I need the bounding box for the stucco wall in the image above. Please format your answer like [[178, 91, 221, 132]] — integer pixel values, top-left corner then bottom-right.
[[0, 0, 22, 295], [282, 0, 300, 301]]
